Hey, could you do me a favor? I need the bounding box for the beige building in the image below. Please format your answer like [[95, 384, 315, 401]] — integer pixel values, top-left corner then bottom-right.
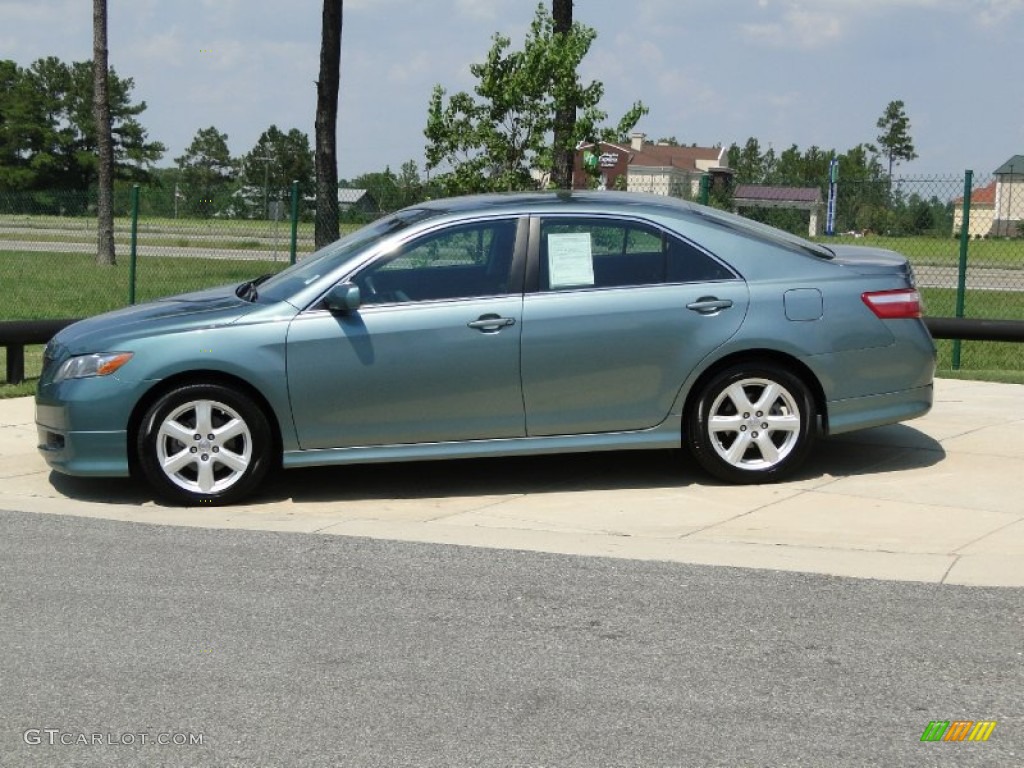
[[953, 155, 1024, 237], [952, 181, 995, 237], [990, 155, 1024, 236]]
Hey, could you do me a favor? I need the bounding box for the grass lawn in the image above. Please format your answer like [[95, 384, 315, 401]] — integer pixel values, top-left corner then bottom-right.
[[820, 234, 1024, 269], [1, 250, 290, 319]]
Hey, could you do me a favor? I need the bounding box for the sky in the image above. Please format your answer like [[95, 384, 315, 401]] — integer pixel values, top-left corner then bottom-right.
[[1, 0, 1022, 181]]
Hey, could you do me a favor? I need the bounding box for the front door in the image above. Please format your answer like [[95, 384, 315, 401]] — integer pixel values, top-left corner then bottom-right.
[[287, 218, 526, 449]]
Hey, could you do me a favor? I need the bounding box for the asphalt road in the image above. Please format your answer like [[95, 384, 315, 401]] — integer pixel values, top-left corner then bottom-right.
[[1, 510, 1020, 768]]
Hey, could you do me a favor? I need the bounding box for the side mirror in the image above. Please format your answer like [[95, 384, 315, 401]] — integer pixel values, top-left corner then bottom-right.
[[324, 282, 361, 313]]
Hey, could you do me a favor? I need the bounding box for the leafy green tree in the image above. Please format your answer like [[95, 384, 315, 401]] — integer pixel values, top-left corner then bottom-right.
[[876, 99, 917, 178], [175, 126, 236, 217], [727, 138, 779, 185], [238, 125, 314, 218], [835, 143, 888, 232], [395, 160, 425, 208], [424, 2, 646, 195], [725, 137, 890, 234], [0, 56, 164, 194], [351, 167, 398, 212], [0, 60, 44, 190]]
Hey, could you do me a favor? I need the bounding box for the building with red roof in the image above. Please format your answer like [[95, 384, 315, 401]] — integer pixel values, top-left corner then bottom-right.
[[572, 133, 730, 197]]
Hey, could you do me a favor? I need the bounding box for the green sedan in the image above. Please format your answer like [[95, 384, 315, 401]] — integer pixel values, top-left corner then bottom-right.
[[37, 192, 935, 505]]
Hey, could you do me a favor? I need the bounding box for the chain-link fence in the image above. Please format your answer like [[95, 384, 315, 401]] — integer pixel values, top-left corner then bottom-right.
[[1, 185, 318, 321], [714, 172, 1023, 373], [3, 175, 1023, 375]]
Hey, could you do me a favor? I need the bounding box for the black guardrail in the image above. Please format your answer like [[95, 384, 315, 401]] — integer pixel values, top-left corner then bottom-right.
[[1, 316, 1023, 386], [1, 319, 76, 384], [924, 317, 1024, 342]]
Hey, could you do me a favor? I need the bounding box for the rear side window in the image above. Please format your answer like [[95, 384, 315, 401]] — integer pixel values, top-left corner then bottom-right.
[[666, 236, 735, 283], [539, 217, 734, 291]]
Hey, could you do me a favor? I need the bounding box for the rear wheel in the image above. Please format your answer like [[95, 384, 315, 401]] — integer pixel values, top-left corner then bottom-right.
[[137, 383, 272, 505], [686, 362, 815, 484]]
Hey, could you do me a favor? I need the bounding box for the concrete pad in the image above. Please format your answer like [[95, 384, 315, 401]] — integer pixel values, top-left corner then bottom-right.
[[957, 518, 1024, 556], [818, 452, 1024, 515], [940, 422, 1024, 459], [1, 379, 1023, 588], [945, 556, 1024, 588], [4, 494, 337, 534], [312, 519, 957, 584], [0, 397, 33, 427], [687, 491, 1019, 555], [0, 425, 36, 460], [430, 484, 803, 538], [0, 454, 46, 479]]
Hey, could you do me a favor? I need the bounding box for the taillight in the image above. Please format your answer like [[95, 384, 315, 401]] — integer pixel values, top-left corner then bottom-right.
[[861, 289, 922, 319]]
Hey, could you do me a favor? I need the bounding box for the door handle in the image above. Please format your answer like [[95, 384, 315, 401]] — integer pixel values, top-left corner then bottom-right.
[[686, 297, 733, 314], [467, 314, 516, 332]]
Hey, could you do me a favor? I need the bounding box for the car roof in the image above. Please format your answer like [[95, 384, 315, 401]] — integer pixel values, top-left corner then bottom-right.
[[412, 190, 702, 219]]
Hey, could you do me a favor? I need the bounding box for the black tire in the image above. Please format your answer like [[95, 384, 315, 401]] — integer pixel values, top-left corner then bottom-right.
[[137, 383, 273, 506], [685, 362, 816, 484]]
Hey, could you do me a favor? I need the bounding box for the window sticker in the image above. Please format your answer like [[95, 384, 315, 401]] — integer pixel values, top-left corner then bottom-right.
[[548, 232, 595, 289]]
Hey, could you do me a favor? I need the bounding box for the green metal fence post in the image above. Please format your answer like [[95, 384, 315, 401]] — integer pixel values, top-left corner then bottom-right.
[[129, 184, 140, 305], [698, 174, 710, 205], [952, 170, 973, 370], [289, 180, 299, 265]]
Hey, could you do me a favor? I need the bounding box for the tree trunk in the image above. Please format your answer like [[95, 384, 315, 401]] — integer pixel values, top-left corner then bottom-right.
[[93, 0, 116, 265], [550, 0, 575, 190], [315, 0, 343, 249]]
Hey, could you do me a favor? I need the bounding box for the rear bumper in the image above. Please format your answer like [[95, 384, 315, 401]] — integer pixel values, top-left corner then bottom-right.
[[825, 383, 933, 435]]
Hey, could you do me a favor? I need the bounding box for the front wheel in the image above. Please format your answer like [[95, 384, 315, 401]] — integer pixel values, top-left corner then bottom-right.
[[685, 363, 816, 484], [137, 383, 273, 506]]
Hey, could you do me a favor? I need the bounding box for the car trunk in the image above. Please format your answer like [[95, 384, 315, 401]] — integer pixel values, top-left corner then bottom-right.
[[828, 244, 915, 282]]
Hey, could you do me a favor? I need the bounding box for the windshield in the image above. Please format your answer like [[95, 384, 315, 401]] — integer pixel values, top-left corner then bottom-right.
[[255, 208, 441, 303]]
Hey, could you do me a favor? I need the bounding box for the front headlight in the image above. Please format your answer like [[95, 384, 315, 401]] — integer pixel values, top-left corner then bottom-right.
[[53, 352, 134, 382]]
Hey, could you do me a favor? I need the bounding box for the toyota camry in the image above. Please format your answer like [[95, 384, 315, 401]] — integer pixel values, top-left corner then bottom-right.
[[37, 192, 935, 505]]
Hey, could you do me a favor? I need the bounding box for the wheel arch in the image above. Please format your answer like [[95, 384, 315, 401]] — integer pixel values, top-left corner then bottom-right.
[[126, 370, 284, 477], [681, 349, 828, 438]]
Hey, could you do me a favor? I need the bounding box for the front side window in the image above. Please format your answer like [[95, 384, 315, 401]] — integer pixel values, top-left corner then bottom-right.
[[354, 219, 517, 304], [257, 209, 439, 303], [539, 217, 734, 291]]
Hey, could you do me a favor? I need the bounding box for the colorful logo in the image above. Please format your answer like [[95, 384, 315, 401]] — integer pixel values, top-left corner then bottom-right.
[[920, 720, 997, 742]]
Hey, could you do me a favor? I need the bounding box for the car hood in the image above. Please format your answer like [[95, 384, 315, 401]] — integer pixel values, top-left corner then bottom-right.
[[50, 283, 258, 353]]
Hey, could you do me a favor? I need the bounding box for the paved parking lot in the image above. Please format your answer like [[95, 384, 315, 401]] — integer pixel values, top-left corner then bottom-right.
[[2, 377, 1022, 586]]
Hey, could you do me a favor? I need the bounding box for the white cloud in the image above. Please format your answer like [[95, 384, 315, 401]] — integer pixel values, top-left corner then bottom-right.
[[975, 0, 1024, 25], [0, 0, 78, 24], [740, 5, 843, 49], [453, 0, 503, 21], [388, 52, 433, 85]]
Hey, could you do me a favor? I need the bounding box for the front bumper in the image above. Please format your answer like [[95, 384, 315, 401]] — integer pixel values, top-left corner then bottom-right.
[[36, 423, 130, 477], [35, 375, 148, 478]]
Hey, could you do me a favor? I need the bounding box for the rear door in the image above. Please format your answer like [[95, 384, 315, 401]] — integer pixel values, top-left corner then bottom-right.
[[520, 215, 749, 436]]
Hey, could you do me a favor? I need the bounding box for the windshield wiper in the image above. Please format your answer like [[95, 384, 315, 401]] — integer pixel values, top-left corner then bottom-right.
[[236, 273, 273, 302]]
